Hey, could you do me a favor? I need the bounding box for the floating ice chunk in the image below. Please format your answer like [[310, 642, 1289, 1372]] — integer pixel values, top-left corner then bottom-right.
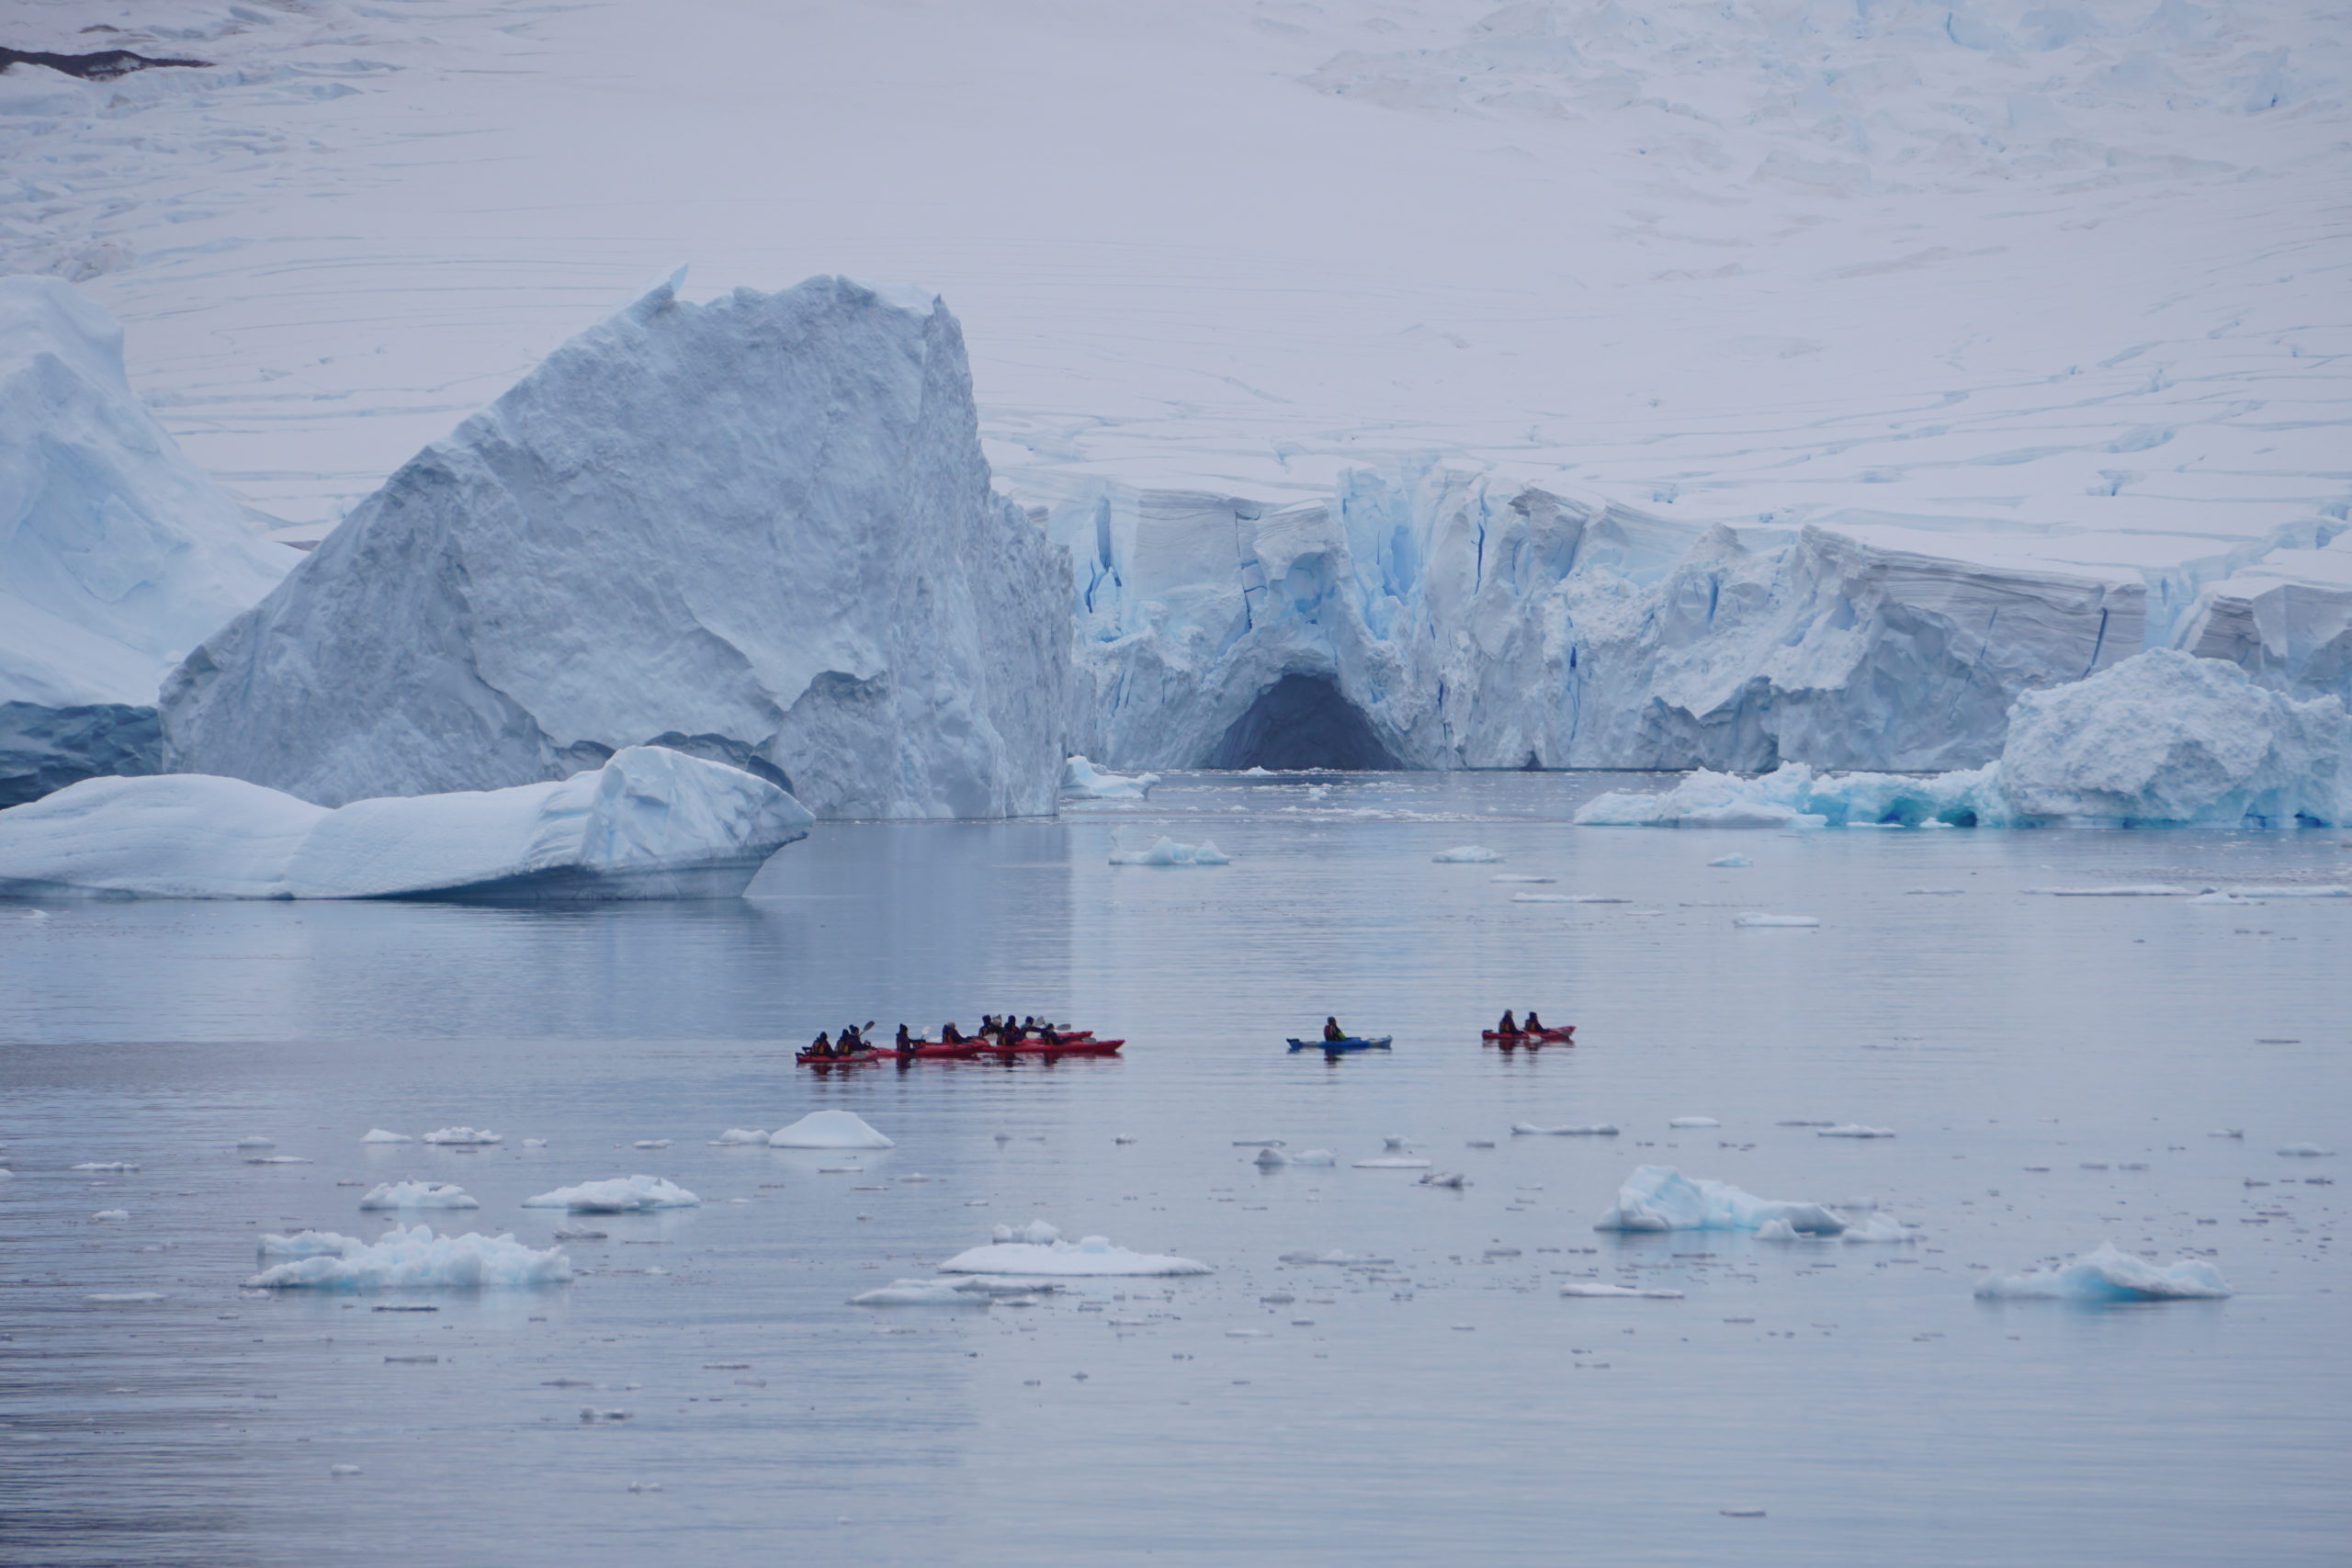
[[2226, 886, 2350, 897], [361, 1129, 413, 1144], [1352, 1156, 1432, 1169], [422, 1127, 501, 1146], [521, 1175, 700, 1213], [91, 1209, 128, 1221], [358, 1179, 480, 1211], [631, 1140, 671, 1150], [1816, 1124, 1896, 1139], [2278, 1145, 2335, 1157], [1668, 1117, 1720, 1129], [246, 1156, 311, 1165], [993, 1220, 1062, 1245], [71, 1161, 137, 1171], [768, 1111, 894, 1149], [709, 1129, 769, 1146], [1108, 836, 1230, 866], [1561, 1282, 1684, 1299], [1253, 1147, 1336, 1168], [850, 1279, 994, 1306], [1419, 1171, 1467, 1188], [1513, 1122, 1619, 1136], [2031, 886, 2194, 897], [1906, 887, 1964, 895], [1754, 1219, 1805, 1243], [523, 1138, 547, 1148], [261, 1230, 360, 1259], [85, 1292, 166, 1303], [1061, 756, 1159, 800], [1974, 1242, 2232, 1302], [246, 1224, 573, 1291], [1837, 1212, 1914, 1244], [1514, 893, 1627, 903], [1594, 1166, 1847, 1235], [234, 1136, 275, 1149], [1431, 845, 1501, 863], [1278, 1249, 1390, 1266], [1707, 854, 1752, 868], [939, 1224, 1209, 1277], [1733, 913, 1817, 928]]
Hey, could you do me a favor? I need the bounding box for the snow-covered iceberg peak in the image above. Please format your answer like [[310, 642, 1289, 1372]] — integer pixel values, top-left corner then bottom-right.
[[0, 745, 809, 900], [160, 275, 1069, 820], [0, 276, 291, 805]]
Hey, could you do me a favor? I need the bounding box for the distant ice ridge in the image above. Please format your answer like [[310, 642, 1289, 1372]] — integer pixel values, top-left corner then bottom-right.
[[1060, 755, 1157, 800], [247, 1225, 572, 1291], [0, 278, 290, 805], [0, 746, 811, 900], [159, 275, 1069, 821], [1577, 650, 2352, 829], [1974, 1243, 2233, 1302], [1593, 1165, 1904, 1238], [521, 1176, 700, 1213], [938, 1220, 1210, 1277]]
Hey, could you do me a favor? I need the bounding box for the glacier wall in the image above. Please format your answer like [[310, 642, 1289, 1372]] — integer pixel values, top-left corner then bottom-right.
[[0, 276, 291, 805], [162, 275, 1070, 819], [1027, 464, 2151, 773]]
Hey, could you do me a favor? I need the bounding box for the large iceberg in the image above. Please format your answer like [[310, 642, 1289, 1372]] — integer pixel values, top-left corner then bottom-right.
[[1033, 468, 2145, 773], [1577, 649, 2352, 829], [0, 745, 809, 899], [0, 278, 291, 805], [159, 275, 1069, 820]]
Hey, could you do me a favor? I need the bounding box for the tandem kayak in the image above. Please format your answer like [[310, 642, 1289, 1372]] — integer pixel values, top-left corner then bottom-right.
[[1288, 1036, 1394, 1053], [1481, 1026, 1575, 1043], [974, 1037, 1125, 1056], [796, 1048, 888, 1067]]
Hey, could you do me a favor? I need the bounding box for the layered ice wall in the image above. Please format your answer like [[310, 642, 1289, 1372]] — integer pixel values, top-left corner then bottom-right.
[[0, 277, 290, 804], [1035, 466, 2145, 773], [161, 275, 1069, 819]]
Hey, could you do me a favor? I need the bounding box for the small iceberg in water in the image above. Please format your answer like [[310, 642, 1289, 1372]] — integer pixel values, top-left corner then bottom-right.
[[521, 1175, 700, 1213], [768, 1111, 893, 1149], [937, 1219, 1210, 1277], [1431, 845, 1501, 863], [247, 1225, 573, 1291], [1061, 755, 1158, 800], [357, 1179, 480, 1211], [1109, 836, 1230, 866], [1974, 1242, 2232, 1302]]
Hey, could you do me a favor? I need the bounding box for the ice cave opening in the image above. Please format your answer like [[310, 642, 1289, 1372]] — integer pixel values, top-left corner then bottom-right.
[[1206, 673, 1402, 771]]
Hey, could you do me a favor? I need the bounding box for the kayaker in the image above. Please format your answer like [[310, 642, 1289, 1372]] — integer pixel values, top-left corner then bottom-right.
[[942, 1021, 965, 1044], [1039, 1022, 1061, 1046], [1322, 1016, 1346, 1043], [809, 1031, 832, 1058], [895, 1023, 913, 1051], [1522, 1010, 1544, 1032], [1497, 1010, 1519, 1035], [839, 1023, 864, 1053]]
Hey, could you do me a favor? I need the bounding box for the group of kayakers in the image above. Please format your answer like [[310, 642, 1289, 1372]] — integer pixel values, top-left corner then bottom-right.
[[802, 1013, 1076, 1058]]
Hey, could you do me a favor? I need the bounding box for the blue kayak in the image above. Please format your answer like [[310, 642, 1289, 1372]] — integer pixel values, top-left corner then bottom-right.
[[1287, 1035, 1394, 1053]]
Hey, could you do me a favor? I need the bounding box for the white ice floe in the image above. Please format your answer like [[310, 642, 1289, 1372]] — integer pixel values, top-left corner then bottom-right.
[[1816, 1125, 1897, 1139], [160, 276, 1068, 823], [1733, 913, 1818, 928], [521, 1176, 701, 1213], [1668, 1117, 1720, 1129], [360, 1129, 413, 1144], [1561, 1282, 1684, 1299], [246, 1224, 572, 1291], [2033, 886, 2194, 897], [1595, 1166, 1849, 1235], [767, 1111, 894, 1149], [1513, 1122, 1619, 1136], [709, 1129, 770, 1146], [2278, 1144, 2335, 1157], [422, 1127, 501, 1146], [246, 1156, 311, 1165], [1061, 756, 1158, 800], [1419, 1171, 1468, 1189], [1352, 1156, 1433, 1169], [1708, 854, 1752, 868], [357, 1179, 480, 1211], [1974, 1242, 2232, 1302], [1108, 836, 1231, 866], [0, 747, 812, 902], [234, 1136, 275, 1149], [938, 1220, 1209, 1277], [1431, 845, 1501, 863], [2226, 886, 2350, 897], [1576, 651, 2352, 830], [1278, 1249, 1391, 1266], [850, 1279, 997, 1306], [1254, 1148, 1336, 1168], [91, 1209, 128, 1221], [632, 1140, 671, 1150], [85, 1292, 166, 1303], [71, 1161, 137, 1171]]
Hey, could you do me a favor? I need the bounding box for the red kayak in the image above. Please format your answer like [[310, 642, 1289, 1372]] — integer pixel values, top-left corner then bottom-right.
[[875, 1041, 988, 1059], [975, 1037, 1125, 1056], [797, 1048, 887, 1067], [1481, 1026, 1575, 1043]]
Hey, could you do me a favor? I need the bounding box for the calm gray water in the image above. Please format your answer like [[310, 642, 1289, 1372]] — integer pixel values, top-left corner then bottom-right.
[[2, 771, 2346, 1566]]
